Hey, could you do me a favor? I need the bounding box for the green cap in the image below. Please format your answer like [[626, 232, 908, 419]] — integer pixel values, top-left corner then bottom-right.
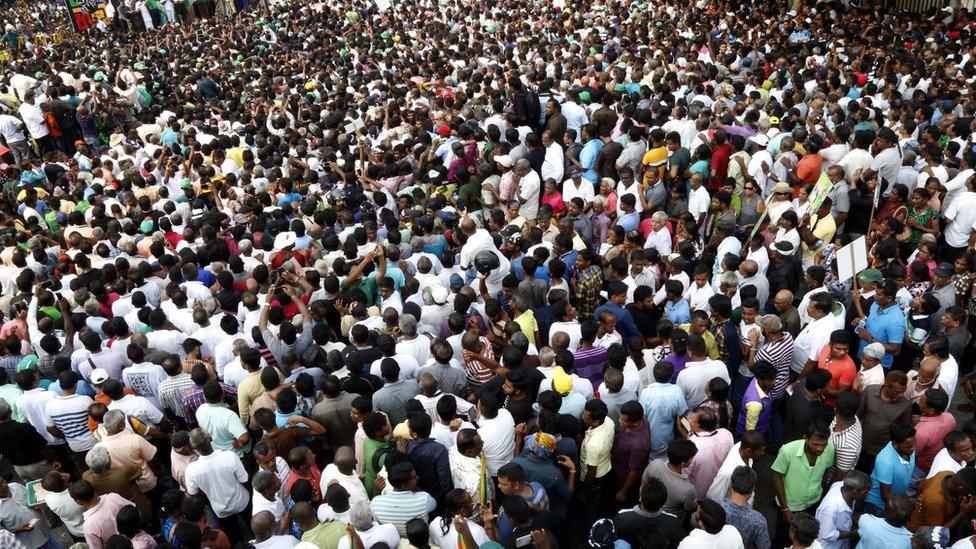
[[381, 30, 391, 39], [93, 71, 106, 81], [857, 268, 884, 283], [614, 83, 626, 92], [180, 177, 192, 189], [140, 219, 154, 233], [579, 91, 591, 103], [133, 62, 147, 70], [18, 355, 38, 372], [616, 61, 627, 69], [34, 71, 46, 79], [339, 48, 348, 57]]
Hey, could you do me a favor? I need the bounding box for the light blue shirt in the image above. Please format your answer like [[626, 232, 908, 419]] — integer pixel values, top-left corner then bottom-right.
[[618, 211, 639, 233], [639, 382, 688, 454], [858, 303, 906, 369], [665, 298, 691, 325], [866, 442, 915, 509], [854, 514, 912, 549], [558, 392, 586, 418], [579, 139, 603, 183]]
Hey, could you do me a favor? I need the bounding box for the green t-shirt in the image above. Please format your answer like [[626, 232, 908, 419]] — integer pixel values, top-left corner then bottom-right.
[[302, 521, 345, 549], [340, 275, 378, 307], [363, 437, 388, 498], [667, 147, 691, 186]]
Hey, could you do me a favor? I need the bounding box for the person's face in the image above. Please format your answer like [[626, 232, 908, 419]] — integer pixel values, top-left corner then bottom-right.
[[380, 286, 393, 299], [666, 140, 679, 152], [911, 191, 926, 209], [829, 342, 849, 359], [601, 316, 617, 333], [894, 436, 917, 457], [744, 445, 767, 460], [620, 172, 633, 185], [798, 187, 809, 202], [651, 216, 665, 231], [618, 413, 640, 430], [503, 379, 515, 396], [926, 181, 940, 196], [600, 180, 613, 195], [694, 272, 709, 287], [882, 381, 907, 401], [350, 408, 364, 423], [804, 435, 829, 457], [497, 475, 520, 496], [565, 303, 578, 319], [682, 315, 705, 335], [759, 377, 777, 392], [951, 438, 976, 463], [256, 450, 277, 471], [773, 294, 790, 313], [740, 306, 758, 325], [744, 182, 758, 195], [569, 202, 582, 216]]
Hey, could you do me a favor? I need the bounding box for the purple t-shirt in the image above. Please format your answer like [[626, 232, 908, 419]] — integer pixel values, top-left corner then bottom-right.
[[573, 346, 608, 388]]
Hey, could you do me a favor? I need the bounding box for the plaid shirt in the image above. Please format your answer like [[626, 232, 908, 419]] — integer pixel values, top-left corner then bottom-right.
[[37, 345, 73, 381], [157, 373, 196, 420], [575, 265, 602, 320], [182, 383, 238, 425], [0, 354, 21, 380], [181, 357, 217, 379]]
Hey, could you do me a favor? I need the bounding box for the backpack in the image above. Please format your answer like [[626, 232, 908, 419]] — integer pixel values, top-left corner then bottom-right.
[[371, 443, 393, 473]]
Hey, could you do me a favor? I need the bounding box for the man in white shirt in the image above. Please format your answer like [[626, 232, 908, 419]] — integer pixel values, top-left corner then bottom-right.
[[687, 173, 710, 226], [185, 428, 250, 542], [815, 472, 870, 549], [942, 182, 976, 261], [792, 294, 836, 376], [476, 394, 516, 476], [514, 158, 541, 224], [0, 112, 30, 164], [17, 91, 52, 153], [706, 434, 766, 502], [540, 131, 564, 183], [678, 500, 745, 549], [676, 335, 732, 408]]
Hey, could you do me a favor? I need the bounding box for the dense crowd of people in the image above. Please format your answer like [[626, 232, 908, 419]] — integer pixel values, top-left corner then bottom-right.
[[3, 0, 976, 548]]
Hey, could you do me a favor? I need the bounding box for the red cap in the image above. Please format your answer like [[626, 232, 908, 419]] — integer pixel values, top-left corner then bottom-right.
[[436, 124, 451, 137]]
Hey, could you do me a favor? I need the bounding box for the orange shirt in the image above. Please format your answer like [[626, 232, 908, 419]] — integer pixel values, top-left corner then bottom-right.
[[816, 346, 856, 407], [908, 471, 956, 532], [795, 153, 824, 185]]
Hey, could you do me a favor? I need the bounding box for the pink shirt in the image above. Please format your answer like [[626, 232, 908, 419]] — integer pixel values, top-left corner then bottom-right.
[[499, 172, 517, 203], [915, 413, 957, 471], [542, 191, 565, 216], [0, 319, 27, 341], [170, 449, 198, 492], [686, 428, 735, 500], [83, 493, 135, 549]]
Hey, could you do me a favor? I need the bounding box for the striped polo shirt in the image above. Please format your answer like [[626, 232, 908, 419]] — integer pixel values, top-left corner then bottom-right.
[[44, 393, 96, 452], [757, 332, 795, 400], [371, 489, 437, 536]]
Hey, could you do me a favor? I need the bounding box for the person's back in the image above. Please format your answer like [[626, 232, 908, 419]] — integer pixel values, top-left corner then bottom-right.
[[371, 463, 437, 537]]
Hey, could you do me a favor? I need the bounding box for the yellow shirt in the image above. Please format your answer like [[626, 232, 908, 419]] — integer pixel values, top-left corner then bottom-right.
[[580, 419, 615, 479], [677, 324, 720, 360], [641, 146, 668, 184], [514, 309, 539, 346]]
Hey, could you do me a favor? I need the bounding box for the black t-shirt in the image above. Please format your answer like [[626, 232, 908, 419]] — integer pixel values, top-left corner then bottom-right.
[[341, 373, 383, 398], [503, 511, 557, 549], [613, 508, 684, 549], [627, 304, 658, 340], [506, 395, 535, 425]]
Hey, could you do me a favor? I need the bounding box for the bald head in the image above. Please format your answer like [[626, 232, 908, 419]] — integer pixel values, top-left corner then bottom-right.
[[251, 511, 276, 543], [334, 446, 356, 474], [550, 331, 570, 353], [919, 356, 941, 380], [740, 260, 758, 277], [461, 217, 477, 236], [419, 373, 438, 396]]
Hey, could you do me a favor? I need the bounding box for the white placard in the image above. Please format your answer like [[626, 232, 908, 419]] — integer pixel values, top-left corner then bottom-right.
[[835, 236, 869, 282]]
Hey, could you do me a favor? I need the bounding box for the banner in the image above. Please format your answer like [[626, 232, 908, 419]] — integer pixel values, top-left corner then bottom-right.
[[65, 0, 113, 31], [807, 172, 833, 212], [836, 236, 869, 282]]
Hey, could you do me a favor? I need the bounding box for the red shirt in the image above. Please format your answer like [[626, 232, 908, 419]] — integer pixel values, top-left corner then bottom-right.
[[708, 142, 732, 190], [816, 346, 856, 407], [915, 413, 958, 471]]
